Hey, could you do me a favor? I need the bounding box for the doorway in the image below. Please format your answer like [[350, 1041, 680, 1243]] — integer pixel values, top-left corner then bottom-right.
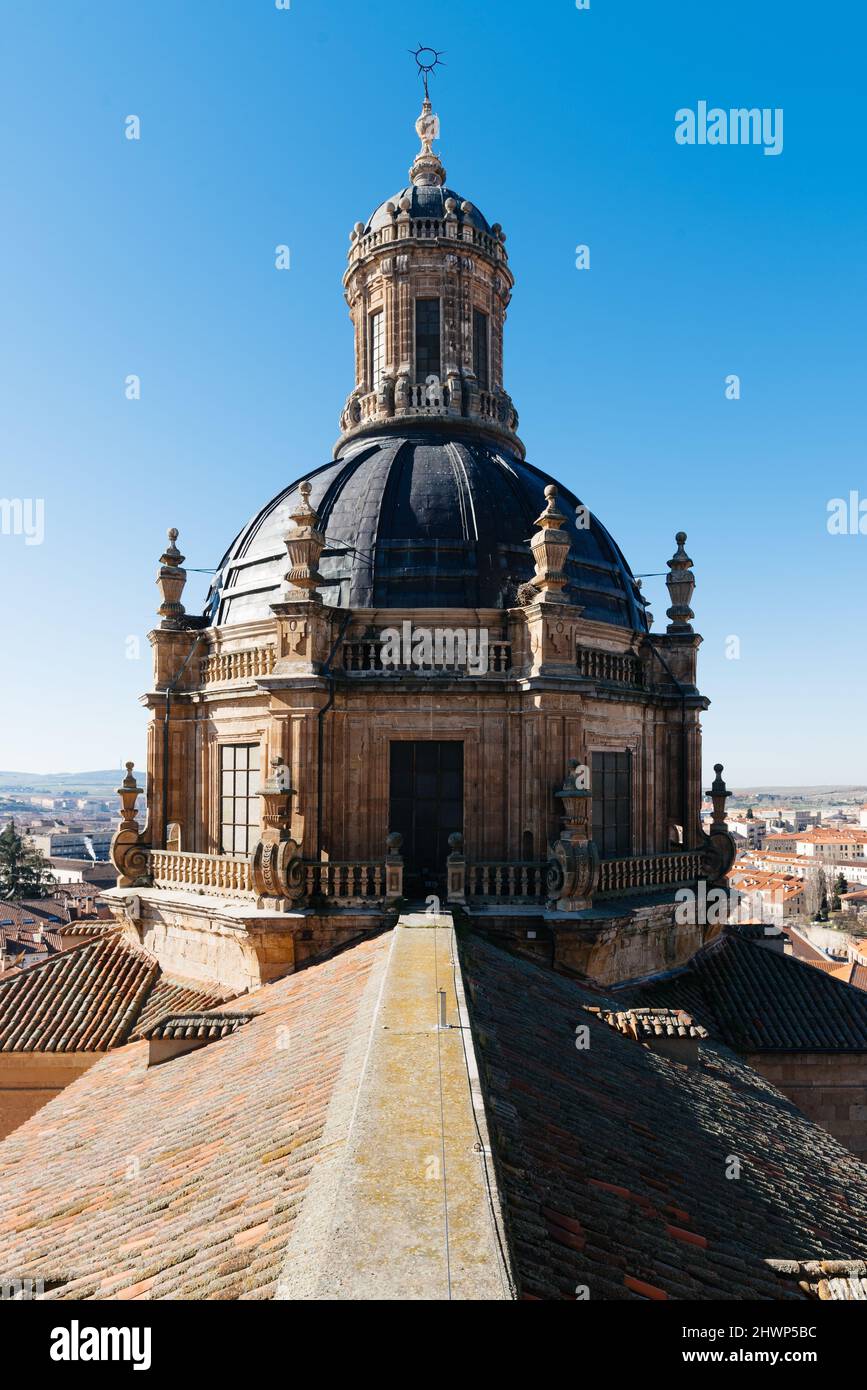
[[388, 741, 464, 899]]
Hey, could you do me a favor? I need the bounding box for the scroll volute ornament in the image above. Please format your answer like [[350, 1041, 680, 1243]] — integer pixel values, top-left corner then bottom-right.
[[547, 759, 599, 910], [111, 761, 150, 888], [530, 486, 572, 603], [251, 757, 305, 906]]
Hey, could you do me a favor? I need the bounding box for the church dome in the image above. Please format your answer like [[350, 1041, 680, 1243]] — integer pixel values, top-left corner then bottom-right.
[[205, 432, 648, 629], [365, 184, 492, 235]]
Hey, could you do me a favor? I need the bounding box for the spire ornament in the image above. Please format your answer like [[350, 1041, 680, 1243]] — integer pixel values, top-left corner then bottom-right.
[[409, 45, 446, 187], [665, 531, 695, 633], [281, 481, 325, 601], [157, 527, 188, 628], [529, 486, 573, 603]]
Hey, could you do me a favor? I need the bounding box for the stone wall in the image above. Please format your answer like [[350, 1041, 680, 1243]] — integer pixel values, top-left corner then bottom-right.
[[745, 1052, 867, 1161]]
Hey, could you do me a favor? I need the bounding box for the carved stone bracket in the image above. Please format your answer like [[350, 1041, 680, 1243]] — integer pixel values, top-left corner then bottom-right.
[[251, 757, 306, 907], [110, 761, 151, 887], [546, 759, 599, 911]]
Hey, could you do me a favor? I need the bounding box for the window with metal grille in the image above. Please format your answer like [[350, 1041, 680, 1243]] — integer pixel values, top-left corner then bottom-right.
[[415, 298, 441, 382], [220, 744, 261, 854], [591, 750, 632, 858], [369, 310, 384, 389], [473, 308, 489, 389]]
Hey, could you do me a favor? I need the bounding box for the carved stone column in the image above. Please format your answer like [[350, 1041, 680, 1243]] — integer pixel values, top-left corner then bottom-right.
[[546, 760, 600, 912]]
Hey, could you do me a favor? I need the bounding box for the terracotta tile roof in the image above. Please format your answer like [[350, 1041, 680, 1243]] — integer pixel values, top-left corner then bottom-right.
[[459, 934, 867, 1301], [0, 933, 224, 1053], [0, 933, 389, 1300], [629, 933, 867, 1052], [131, 975, 228, 1038], [140, 1011, 252, 1041], [584, 1005, 707, 1040]]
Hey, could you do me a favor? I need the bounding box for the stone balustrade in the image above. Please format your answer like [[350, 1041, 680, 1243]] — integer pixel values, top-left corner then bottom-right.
[[303, 857, 401, 905], [200, 646, 276, 685], [576, 647, 644, 688], [148, 849, 255, 897], [597, 850, 703, 896], [349, 217, 505, 265], [342, 637, 511, 675], [453, 861, 548, 904]]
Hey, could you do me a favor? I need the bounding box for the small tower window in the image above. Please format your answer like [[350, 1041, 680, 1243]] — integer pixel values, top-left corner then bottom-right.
[[220, 743, 261, 854], [591, 751, 632, 858], [369, 310, 384, 389], [415, 298, 441, 382], [473, 309, 490, 390]]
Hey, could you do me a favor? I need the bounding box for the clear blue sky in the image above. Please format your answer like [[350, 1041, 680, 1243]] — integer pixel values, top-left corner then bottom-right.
[[0, 0, 864, 784]]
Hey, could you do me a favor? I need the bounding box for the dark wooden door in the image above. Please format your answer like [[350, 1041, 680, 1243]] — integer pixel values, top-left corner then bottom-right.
[[389, 741, 464, 898]]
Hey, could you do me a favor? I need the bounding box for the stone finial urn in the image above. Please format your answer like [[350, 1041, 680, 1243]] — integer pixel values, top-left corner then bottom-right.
[[282, 482, 325, 600], [665, 531, 695, 633], [157, 528, 188, 628], [530, 487, 572, 603]]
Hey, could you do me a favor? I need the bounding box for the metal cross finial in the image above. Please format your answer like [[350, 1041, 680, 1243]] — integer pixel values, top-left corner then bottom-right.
[[409, 44, 445, 100]]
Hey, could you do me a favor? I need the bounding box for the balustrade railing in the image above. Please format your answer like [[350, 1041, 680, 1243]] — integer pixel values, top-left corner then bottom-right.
[[200, 646, 276, 685], [147, 849, 254, 897], [458, 861, 547, 903], [597, 850, 703, 896], [302, 860, 387, 904], [576, 647, 644, 688], [341, 636, 511, 675]]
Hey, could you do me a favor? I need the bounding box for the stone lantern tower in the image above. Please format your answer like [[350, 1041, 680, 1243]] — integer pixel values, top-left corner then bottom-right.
[[337, 93, 522, 457]]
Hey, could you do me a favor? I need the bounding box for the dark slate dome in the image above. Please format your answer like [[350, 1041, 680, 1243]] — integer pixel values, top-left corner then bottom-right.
[[366, 185, 492, 235], [205, 433, 648, 630]]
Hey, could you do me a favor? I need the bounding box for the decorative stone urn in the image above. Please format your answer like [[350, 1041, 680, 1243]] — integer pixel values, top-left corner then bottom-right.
[[546, 760, 600, 911], [156, 528, 188, 629], [530, 487, 572, 603]]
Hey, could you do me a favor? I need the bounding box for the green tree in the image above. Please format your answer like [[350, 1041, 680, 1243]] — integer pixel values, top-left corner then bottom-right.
[[0, 821, 56, 900], [831, 872, 848, 914], [812, 866, 830, 922]]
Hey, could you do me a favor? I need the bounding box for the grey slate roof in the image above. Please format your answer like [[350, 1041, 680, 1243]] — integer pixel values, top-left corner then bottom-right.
[[206, 433, 647, 626], [627, 931, 867, 1052], [459, 932, 867, 1300]]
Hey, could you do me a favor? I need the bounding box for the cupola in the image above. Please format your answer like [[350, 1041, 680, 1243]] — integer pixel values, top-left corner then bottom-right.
[[337, 89, 522, 458]]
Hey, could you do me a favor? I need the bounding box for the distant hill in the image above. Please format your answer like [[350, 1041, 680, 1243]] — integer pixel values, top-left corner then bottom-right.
[[0, 769, 141, 794]]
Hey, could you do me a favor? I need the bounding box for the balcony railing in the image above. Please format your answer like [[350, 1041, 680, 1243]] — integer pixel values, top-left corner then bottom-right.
[[341, 637, 511, 675], [302, 860, 389, 905], [200, 646, 276, 685], [147, 849, 254, 897], [597, 850, 703, 897], [463, 861, 547, 903], [576, 647, 644, 689]]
